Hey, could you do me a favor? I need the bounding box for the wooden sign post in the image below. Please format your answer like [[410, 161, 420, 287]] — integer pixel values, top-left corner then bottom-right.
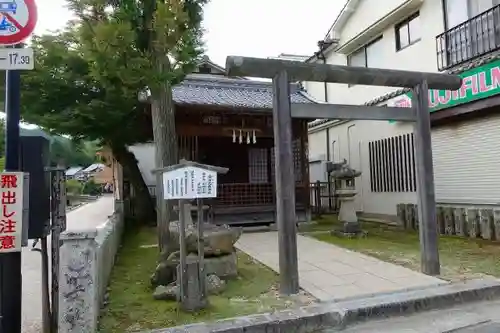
[[158, 159, 228, 311]]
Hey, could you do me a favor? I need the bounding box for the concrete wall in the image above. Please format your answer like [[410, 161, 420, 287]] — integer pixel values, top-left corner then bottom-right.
[[58, 200, 125, 333], [340, 0, 412, 44], [305, 0, 446, 105]]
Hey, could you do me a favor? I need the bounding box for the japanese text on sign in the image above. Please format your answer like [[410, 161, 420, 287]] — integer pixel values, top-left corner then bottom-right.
[[0, 172, 24, 253], [162, 166, 217, 200]]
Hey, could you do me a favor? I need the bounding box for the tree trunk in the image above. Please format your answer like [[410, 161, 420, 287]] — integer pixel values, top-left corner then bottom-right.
[[151, 56, 178, 253], [111, 141, 156, 224]]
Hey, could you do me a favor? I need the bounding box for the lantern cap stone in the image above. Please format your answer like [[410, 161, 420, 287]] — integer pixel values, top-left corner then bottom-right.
[[329, 159, 362, 179]]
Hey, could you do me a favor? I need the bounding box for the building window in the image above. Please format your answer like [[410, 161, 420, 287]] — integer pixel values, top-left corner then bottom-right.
[[395, 12, 421, 51], [248, 148, 268, 184], [368, 133, 416, 193], [348, 47, 367, 67], [347, 36, 383, 86]]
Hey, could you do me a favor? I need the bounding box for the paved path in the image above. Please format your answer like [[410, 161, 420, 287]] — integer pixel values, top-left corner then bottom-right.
[[236, 232, 445, 302], [22, 195, 115, 333]]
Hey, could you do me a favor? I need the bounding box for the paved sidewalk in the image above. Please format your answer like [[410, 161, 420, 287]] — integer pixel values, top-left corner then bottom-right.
[[236, 232, 445, 302], [22, 195, 115, 333]]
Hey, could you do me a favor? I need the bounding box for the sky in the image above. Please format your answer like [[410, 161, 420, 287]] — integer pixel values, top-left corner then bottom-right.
[[34, 0, 346, 66]]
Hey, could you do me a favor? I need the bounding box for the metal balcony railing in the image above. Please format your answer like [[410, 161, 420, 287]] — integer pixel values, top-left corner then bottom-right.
[[436, 4, 500, 71]]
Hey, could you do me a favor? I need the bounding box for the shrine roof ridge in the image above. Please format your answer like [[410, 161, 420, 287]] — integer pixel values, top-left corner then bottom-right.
[[173, 74, 316, 110]]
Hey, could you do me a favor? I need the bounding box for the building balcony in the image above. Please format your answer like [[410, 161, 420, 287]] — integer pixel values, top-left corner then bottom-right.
[[436, 4, 500, 71]]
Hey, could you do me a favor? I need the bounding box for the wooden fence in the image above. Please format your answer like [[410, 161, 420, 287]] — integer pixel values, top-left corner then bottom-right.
[[397, 203, 500, 241]]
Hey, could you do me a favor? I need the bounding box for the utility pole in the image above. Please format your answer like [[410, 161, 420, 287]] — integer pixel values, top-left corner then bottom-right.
[[0, 66, 22, 332]]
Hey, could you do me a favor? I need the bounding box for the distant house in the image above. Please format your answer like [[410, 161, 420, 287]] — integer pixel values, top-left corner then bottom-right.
[[65, 166, 84, 180], [92, 165, 113, 185], [82, 163, 105, 177]]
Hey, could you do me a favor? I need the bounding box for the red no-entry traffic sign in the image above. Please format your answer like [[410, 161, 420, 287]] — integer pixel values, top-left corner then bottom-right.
[[0, 0, 37, 45]]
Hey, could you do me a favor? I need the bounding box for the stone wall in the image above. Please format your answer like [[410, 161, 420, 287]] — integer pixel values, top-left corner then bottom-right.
[[58, 200, 125, 333], [396, 203, 500, 241]]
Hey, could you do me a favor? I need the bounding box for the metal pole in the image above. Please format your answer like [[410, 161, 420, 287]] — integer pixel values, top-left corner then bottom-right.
[[272, 70, 299, 295], [412, 81, 440, 276], [0, 62, 22, 333]]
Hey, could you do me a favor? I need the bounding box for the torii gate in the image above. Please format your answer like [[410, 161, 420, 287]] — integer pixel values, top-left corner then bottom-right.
[[226, 56, 462, 295]]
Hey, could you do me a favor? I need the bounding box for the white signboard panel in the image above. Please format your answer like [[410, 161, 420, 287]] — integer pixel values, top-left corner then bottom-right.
[[0, 172, 24, 253], [0, 48, 34, 70], [162, 166, 217, 200]]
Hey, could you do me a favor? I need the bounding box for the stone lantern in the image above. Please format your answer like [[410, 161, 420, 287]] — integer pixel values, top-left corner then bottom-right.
[[327, 159, 364, 236]]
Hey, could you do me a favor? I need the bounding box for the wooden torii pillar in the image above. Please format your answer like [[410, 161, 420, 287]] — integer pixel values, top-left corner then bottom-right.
[[226, 56, 462, 295]]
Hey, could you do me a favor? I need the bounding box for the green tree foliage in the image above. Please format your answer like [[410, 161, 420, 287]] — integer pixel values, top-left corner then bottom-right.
[[81, 179, 101, 196], [50, 136, 99, 167], [20, 0, 208, 228], [66, 179, 83, 195]]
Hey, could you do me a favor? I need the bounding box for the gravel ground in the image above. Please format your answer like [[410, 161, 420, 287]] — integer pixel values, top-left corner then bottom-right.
[[22, 195, 115, 333]]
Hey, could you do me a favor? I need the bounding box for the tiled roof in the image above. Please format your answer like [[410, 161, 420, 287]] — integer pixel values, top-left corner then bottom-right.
[[82, 163, 105, 173], [308, 51, 500, 129], [173, 74, 316, 110], [65, 166, 83, 176]]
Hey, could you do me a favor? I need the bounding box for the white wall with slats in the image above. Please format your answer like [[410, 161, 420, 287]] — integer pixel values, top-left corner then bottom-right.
[[432, 113, 500, 205]]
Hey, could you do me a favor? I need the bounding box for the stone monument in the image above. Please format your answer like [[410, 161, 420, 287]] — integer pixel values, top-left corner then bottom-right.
[[151, 160, 242, 310], [327, 159, 364, 237]]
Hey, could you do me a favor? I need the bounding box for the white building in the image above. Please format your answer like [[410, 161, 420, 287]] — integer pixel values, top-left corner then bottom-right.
[[305, 0, 500, 218]]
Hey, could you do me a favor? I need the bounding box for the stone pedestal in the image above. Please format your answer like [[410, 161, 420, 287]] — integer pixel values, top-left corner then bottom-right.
[[333, 196, 365, 237], [338, 197, 357, 223]]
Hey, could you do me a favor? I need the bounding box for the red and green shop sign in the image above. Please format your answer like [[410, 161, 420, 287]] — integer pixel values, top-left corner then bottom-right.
[[388, 59, 500, 112]]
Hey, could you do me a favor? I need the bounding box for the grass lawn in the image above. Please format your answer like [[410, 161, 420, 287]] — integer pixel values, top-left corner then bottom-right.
[[302, 215, 500, 282], [99, 227, 314, 333]]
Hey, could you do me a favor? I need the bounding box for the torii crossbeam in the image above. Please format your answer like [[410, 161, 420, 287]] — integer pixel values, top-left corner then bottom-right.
[[226, 56, 462, 295]]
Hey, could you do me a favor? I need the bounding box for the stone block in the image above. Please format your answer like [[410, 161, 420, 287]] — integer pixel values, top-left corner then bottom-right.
[[443, 207, 455, 235], [396, 203, 406, 227], [494, 209, 500, 241], [436, 206, 445, 234], [467, 208, 480, 238], [405, 204, 417, 230], [453, 207, 467, 237], [479, 209, 495, 240], [414, 204, 419, 230], [202, 253, 238, 280]]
